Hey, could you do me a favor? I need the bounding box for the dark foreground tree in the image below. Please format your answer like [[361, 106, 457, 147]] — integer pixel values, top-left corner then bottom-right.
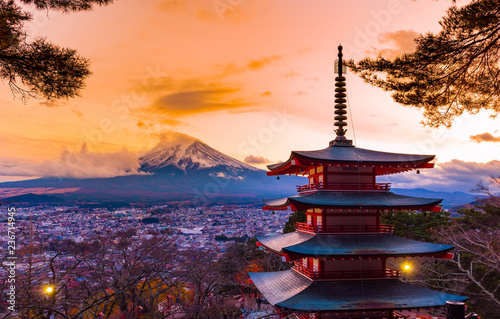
[[347, 0, 500, 127], [0, 0, 113, 101]]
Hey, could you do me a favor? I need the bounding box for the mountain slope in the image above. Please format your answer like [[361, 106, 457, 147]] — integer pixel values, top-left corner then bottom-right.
[[2, 193, 65, 204], [140, 133, 259, 174], [391, 188, 480, 209]]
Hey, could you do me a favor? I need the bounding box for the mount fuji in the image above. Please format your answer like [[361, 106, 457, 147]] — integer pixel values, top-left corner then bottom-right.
[[140, 132, 259, 176], [0, 132, 303, 203]]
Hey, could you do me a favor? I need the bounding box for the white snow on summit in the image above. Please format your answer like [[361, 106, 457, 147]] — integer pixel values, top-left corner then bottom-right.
[[139, 132, 260, 172]]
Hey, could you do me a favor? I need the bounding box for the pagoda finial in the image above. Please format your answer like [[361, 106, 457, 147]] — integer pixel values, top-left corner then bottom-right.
[[330, 44, 353, 147]]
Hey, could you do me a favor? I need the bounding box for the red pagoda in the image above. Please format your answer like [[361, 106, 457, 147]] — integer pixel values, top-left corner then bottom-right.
[[249, 46, 467, 319]]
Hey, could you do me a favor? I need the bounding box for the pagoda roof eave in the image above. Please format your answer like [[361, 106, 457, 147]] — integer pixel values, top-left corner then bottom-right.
[[249, 270, 467, 312], [256, 232, 454, 259], [263, 191, 442, 211], [267, 146, 435, 175]]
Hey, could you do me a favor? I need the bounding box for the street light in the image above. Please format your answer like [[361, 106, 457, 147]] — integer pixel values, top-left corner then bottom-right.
[[43, 284, 56, 319]]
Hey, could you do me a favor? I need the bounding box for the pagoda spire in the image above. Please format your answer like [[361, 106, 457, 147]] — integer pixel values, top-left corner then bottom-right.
[[330, 44, 353, 147]]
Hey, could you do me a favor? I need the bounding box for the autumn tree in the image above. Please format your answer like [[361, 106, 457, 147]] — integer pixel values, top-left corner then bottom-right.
[[347, 0, 500, 127], [2, 229, 183, 319], [0, 0, 113, 101], [438, 176, 500, 317], [65, 231, 181, 318], [391, 177, 500, 318]]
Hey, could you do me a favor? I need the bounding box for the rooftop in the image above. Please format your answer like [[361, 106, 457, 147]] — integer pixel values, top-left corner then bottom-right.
[[267, 146, 435, 176], [263, 191, 442, 211], [257, 232, 453, 259], [249, 270, 467, 312]]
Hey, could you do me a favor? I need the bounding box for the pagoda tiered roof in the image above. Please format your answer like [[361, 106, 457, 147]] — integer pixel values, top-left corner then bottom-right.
[[267, 145, 435, 176], [250, 45, 468, 315], [263, 191, 442, 211], [257, 232, 454, 260], [249, 270, 467, 312]]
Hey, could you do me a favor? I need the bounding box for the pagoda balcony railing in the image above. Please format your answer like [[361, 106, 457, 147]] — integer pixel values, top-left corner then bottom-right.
[[297, 182, 390, 193], [295, 222, 395, 234], [292, 262, 401, 280]]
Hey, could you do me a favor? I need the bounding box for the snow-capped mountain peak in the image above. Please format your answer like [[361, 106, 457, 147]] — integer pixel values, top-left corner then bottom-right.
[[139, 132, 260, 173]]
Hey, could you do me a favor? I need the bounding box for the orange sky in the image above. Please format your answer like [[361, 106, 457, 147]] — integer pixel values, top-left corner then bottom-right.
[[0, 0, 499, 190]]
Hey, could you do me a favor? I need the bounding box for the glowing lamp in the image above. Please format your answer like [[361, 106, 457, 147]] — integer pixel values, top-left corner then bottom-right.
[[403, 264, 411, 271], [46, 286, 54, 294]]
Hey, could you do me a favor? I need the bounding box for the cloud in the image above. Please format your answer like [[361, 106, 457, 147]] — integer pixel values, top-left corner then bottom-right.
[[153, 87, 250, 115], [215, 54, 287, 77], [137, 117, 184, 129], [367, 29, 419, 59], [39, 100, 67, 108], [0, 144, 143, 179], [131, 77, 253, 120], [131, 54, 286, 124], [470, 132, 500, 143], [244, 155, 271, 165], [156, 0, 189, 13], [294, 91, 307, 96], [247, 55, 284, 70], [380, 160, 500, 193], [131, 75, 259, 127], [282, 71, 300, 78], [156, 0, 249, 23]]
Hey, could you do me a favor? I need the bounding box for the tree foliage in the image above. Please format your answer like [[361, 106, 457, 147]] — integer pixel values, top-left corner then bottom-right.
[[0, 230, 277, 319], [440, 178, 500, 316], [0, 0, 113, 101], [0, 230, 184, 319], [347, 0, 500, 127], [394, 177, 500, 318], [283, 210, 306, 234], [381, 210, 450, 241]]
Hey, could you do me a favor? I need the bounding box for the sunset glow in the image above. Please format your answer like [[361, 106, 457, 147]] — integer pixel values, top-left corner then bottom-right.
[[0, 0, 498, 192]]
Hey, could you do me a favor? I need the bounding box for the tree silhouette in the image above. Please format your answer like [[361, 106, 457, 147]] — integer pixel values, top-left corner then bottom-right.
[[0, 0, 113, 101], [347, 0, 500, 127]]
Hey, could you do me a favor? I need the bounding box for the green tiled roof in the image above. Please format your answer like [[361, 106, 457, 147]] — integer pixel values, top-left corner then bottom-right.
[[257, 232, 453, 258], [263, 191, 442, 210], [249, 270, 467, 311]]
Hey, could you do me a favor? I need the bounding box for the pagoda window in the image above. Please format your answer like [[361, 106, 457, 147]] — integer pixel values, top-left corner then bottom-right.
[[307, 214, 313, 225], [302, 258, 307, 268], [309, 168, 316, 175], [313, 258, 319, 272], [307, 257, 313, 269], [316, 215, 322, 227], [316, 166, 324, 173]]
